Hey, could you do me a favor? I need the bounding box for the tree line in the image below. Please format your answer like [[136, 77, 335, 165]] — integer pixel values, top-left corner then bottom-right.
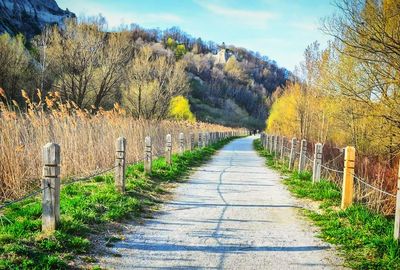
[[0, 16, 290, 127], [268, 0, 400, 159]]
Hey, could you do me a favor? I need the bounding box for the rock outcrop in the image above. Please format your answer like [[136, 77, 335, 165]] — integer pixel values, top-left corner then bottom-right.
[[0, 0, 74, 38]]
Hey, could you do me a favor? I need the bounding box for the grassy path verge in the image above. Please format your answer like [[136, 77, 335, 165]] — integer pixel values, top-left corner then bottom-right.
[[0, 137, 237, 269], [254, 139, 400, 270]]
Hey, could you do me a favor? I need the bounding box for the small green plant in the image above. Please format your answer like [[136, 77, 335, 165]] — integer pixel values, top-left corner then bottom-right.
[[0, 137, 236, 269], [253, 138, 400, 269]]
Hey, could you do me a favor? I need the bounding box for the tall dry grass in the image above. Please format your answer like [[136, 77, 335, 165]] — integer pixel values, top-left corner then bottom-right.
[[302, 140, 398, 215], [0, 90, 242, 202], [280, 137, 397, 215]]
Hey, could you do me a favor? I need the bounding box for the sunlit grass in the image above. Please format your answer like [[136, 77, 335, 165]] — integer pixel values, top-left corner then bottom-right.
[[0, 137, 235, 269]]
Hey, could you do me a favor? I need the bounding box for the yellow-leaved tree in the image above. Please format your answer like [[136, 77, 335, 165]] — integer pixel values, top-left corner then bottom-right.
[[169, 96, 196, 122]]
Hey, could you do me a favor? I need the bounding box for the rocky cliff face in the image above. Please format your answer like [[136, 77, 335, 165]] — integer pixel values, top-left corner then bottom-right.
[[0, 0, 74, 38]]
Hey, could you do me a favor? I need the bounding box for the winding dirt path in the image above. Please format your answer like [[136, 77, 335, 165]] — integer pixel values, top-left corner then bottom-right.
[[99, 136, 347, 269]]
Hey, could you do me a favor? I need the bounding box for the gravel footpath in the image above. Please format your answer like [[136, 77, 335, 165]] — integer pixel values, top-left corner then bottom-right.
[[99, 136, 347, 269]]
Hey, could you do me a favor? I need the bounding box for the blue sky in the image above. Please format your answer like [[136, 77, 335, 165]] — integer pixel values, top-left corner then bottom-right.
[[57, 0, 337, 71]]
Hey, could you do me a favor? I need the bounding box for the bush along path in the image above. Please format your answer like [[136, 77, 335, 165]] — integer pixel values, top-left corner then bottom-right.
[[254, 139, 400, 270], [0, 137, 237, 270]]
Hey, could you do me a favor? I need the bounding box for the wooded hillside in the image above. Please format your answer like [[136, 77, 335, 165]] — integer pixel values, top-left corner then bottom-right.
[[0, 17, 291, 129]]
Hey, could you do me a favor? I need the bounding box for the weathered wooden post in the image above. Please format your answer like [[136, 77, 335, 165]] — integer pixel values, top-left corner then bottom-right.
[[274, 136, 279, 154], [341, 146, 355, 209], [198, 133, 203, 148], [298, 139, 307, 172], [144, 136, 152, 174], [312, 143, 323, 183], [261, 133, 264, 148], [260, 132, 264, 147], [115, 137, 126, 193], [42, 142, 61, 233], [189, 133, 194, 150], [165, 134, 172, 165], [264, 134, 268, 149], [280, 137, 285, 160], [264, 133, 267, 149], [179, 133, 185, 154], [269, 135, 274, 153], [289, 137, 297, 170], [269, 134, 273, 151], [394, 161, 400, 241]]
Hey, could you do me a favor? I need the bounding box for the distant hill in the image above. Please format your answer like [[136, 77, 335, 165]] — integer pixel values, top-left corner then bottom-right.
[[0, 0, 74, 38], [0, 1, 291, 129]]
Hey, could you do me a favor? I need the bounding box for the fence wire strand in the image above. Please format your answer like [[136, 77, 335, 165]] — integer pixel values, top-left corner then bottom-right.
[[323, 152, 344, 166], [61, 165, 118, 187], [0, 187, 48, 210], [0, 133, 231, 211], [320, 164, 344, 174], [352, 173, 396, 198], [305, 155, 314, 163]]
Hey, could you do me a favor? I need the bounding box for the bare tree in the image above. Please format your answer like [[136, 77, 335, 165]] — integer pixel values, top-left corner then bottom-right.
[[46, 17, 132, 109], [123, 45, 189, 120]]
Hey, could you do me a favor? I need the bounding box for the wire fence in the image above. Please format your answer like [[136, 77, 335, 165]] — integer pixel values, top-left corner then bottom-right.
[[0, 164, 120, 211], [0, 131, 238, 212], [0, 187, 47, 211], [260, 134, 398, 215]]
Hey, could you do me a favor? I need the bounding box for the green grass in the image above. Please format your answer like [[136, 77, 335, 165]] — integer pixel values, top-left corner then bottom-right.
[[254, 139, 400, 270], [0, 137, 236, 269]]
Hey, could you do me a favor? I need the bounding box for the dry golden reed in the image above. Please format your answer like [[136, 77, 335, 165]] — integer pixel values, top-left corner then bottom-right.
[[0, 90, 241, 201]]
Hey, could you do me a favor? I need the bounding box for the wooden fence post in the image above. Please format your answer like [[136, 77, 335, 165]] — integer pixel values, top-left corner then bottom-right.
[[264, 133, 267, 149], [269, 135, 274, 153], [280, 137, 285, 160], [165, 134, 172, 165], [198, 133, 203, 148], [189, 133, 194, 150], [115, 137, 126, 193], [260, 132, 264, 147], [42, 142, 61, 233], [144, 136, 152, 174], [394, 160, 400, 240], [179, 133, 185, 154], [289, 137, 297, 170], [274, 136, 279, 154], [312, 143, 323, 183], [298, 139, 307, 172], [341, 146, 355, 209], [261, 133, 265, 148]]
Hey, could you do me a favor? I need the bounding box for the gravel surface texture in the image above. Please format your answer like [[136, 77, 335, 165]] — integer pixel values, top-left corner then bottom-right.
[[99, 136, 347, 269]]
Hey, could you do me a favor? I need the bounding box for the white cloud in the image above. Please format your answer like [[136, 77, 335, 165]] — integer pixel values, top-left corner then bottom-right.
[[105, 12, 183, 28], [291, 22, 318, 31], [196, 1, 278, 29], [60, 1, 182, 28]]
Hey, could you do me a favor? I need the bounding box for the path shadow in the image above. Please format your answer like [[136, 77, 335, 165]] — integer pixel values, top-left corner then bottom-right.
[[165, 202, 302, 209], [117, 242, 331, 253]]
